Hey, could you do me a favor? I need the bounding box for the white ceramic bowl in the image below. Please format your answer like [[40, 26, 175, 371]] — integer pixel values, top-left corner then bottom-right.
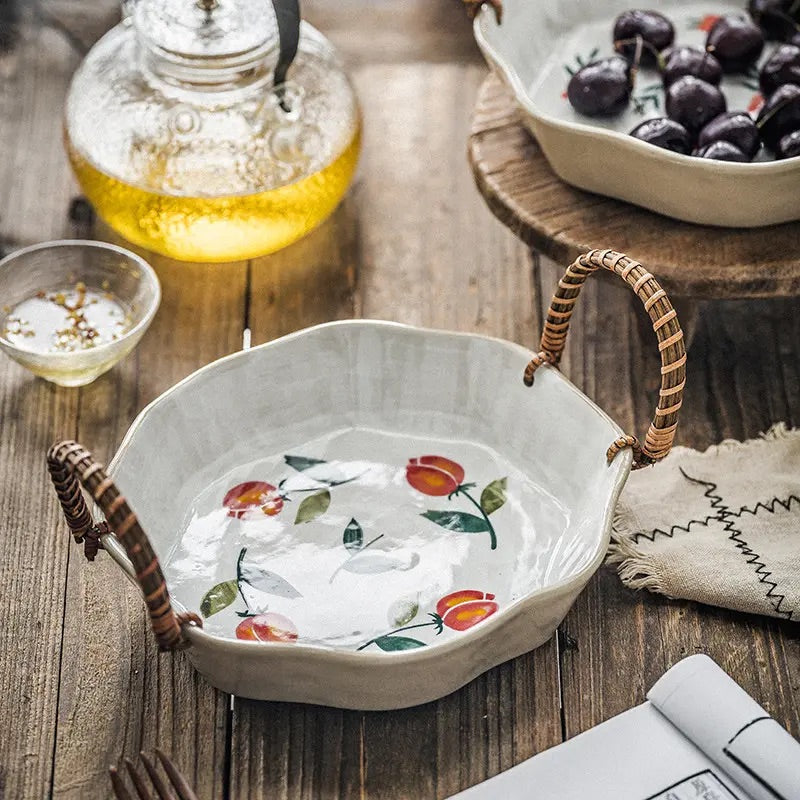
[[82, 320, 630, 709], [474, 0, 800, 227]]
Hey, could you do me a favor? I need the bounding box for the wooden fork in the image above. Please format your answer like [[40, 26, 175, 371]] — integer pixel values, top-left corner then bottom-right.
[[109, 750, 199, 800]]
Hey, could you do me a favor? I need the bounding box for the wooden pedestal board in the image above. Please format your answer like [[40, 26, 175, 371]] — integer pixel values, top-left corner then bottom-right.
[[468, 73, 800, 304]]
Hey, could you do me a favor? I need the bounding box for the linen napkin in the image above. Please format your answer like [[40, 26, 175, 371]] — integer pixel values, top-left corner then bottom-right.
[[608, 423, 800, 622]]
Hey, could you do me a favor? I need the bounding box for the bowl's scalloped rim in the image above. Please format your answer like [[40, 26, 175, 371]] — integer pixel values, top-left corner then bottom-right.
[[104, 318, 633, 664], [472, 9, 800, 174]]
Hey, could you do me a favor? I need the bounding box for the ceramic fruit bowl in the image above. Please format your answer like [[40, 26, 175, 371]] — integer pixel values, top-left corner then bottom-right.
[[47, 250, 685, 710], [473, 0, 800, 227]]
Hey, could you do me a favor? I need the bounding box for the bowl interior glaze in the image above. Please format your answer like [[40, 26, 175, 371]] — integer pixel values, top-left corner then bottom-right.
[[109, 322, 629, 654]]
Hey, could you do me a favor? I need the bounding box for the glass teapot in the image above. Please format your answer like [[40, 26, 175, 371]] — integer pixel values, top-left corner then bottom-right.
[[64, 0, 361, 262]]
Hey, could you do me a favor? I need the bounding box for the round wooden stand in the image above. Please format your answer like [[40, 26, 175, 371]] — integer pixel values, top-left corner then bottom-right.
[[468, 73, 800, 300]]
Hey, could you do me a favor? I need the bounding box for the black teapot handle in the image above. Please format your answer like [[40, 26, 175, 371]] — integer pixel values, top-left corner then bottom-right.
[[272, 0, 300, 87]]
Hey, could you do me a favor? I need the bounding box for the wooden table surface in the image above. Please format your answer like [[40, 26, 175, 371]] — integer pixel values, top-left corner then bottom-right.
[[1, 3, 798, 798]]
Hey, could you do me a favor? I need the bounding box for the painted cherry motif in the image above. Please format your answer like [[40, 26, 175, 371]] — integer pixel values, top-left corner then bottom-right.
[[357, 589, 499, 651], [223, 481, 284, 518], [407, 456, 506, 550], [436, 590, 498, 631], [236, 612, 298, 643], [222, 455, 365, 525], [406, 456, 465, 496]]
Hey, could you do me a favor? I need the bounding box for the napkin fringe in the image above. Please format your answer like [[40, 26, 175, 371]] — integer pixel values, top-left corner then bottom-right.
[[608, 508, 669, 594], [663, 422, 797, 463], [608, 422, 799, 603]]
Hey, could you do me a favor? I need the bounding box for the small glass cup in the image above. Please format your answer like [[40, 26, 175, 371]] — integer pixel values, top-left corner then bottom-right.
[[0, 240, 160, 386]]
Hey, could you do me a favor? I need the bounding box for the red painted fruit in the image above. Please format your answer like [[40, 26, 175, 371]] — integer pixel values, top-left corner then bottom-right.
[[235, 613, 298, 642], [223, 481, 283, 518], [436, 590, 498, 631]]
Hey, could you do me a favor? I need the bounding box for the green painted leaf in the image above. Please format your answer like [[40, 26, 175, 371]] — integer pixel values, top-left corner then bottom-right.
[[200, 580, 238, 618], [374, 635, 426, 651], [480, 477, 507, 516], [294, 489, 331, 524], [421, 510, 489, 533], [343, 518, 363, 552], [343, 552, 420, 574], [284, 454, 327, 472], [239, 563, 302, 599], [388, 597, 419, 627]]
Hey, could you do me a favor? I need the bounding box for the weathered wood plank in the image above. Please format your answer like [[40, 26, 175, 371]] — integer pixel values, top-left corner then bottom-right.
[[0, 18, 83, 799], [303, 0, 482, 66], [247, 198, 359, 346], [52, 244, 247, 799]]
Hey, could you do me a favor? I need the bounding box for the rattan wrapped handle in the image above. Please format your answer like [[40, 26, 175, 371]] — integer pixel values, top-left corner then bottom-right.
[[524, 249, 686, 469], [46, 440, 199, 650]]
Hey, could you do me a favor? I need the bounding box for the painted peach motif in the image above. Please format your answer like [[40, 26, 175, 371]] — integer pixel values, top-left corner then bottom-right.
[[358, 589, 498, 651], [407, 454, 506, 550], [223, 481, 283, 518], [406, 456, 465, 496], [236, 612, 298, 643], [436, 590, 498, 631]]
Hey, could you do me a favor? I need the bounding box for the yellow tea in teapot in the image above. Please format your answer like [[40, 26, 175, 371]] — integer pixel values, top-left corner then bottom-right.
[[66, 126, 360, 263]]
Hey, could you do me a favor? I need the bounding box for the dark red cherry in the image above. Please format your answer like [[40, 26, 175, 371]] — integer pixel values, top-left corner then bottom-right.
[[567, 57, 631, 116], [662, 46, 723, 86], [759, 44, 800, 95], [629, 117, 692, 153], [614, 10, 675, 65], [695, 141, 750, 160], [757, 82, 800, 148], [697, 112, 761, 158], [776, 127, 800, 156], [748, 0, 800, 41], [666, 76, 727, 134], [706, 15, 765, 72]]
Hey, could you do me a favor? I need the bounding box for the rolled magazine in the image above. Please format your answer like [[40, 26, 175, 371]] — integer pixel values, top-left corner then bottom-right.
[[449, 655, 800, 799]]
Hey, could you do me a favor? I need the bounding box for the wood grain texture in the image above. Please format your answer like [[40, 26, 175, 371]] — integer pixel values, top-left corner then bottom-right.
[[0, 17, 83, 800], [303, 0, 482, 66], [2, 2, 800, 799], [468, 73, 800, 299]]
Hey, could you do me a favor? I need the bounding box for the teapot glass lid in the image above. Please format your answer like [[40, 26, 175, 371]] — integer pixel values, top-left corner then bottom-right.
[[133, 0, 278, 61]]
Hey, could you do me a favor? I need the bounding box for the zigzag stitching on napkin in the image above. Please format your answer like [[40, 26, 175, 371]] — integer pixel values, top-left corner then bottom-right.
[[630, 467, 726, 545], [735, 494, 800, 519], [677, 472, 795, 622], [720, 513, 794, 622]]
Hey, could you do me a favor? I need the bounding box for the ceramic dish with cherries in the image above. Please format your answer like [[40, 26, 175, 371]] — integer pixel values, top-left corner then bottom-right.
[[474, 0, 800, 226], [565, 3, 800, 162]]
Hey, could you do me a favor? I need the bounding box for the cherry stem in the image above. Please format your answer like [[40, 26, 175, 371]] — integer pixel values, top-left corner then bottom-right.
[[614, 34, 664, 79], [356, 617, 442, 651], [455, 485, 498, 550], [755, 92, 798, 129]]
